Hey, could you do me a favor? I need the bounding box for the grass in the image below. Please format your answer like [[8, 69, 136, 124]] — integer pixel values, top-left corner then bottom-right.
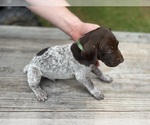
[[39, 7, 150, 33]]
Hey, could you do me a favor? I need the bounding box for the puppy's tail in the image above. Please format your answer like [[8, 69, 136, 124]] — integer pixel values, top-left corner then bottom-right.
[[23, 65, 29, 74]]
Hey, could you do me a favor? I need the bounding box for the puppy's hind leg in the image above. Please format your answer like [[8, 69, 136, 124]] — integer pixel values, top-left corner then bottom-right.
[[27, 66, 48, 101], [91, 65, 113, 83]]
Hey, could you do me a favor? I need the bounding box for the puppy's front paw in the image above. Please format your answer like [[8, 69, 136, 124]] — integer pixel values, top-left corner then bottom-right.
[[91, 88, 104, 100], [94, 91, 104, 100], [35, 89, 48, 102], [100, 75, 113, 83]]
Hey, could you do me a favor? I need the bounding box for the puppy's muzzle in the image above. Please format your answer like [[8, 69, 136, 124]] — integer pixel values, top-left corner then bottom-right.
[[106, 55, 124, 67]]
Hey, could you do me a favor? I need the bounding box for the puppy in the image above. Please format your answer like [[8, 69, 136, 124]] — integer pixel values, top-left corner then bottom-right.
[[24, 27, 124, 101]]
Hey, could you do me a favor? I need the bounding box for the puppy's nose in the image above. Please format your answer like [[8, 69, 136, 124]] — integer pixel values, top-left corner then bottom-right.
[[119, 57, 124, 63], [116, 57, 124, 63]]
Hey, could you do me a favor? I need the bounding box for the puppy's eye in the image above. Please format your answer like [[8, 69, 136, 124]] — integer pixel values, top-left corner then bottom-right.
[[107, 46, 114, 53]]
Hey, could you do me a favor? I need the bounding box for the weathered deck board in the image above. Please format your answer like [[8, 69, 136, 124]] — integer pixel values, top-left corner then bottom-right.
[[0, 26, 150, 124], [0, 119, 149, 125], [0, 0, 28, 6]]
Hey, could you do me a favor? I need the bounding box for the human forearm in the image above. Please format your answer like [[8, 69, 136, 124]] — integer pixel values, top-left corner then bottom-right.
[[26, 0, 99, 41], [27, 6, 84, 40]]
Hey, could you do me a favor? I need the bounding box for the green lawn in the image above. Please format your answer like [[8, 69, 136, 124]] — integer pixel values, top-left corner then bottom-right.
[[40, 7, 150, 33]]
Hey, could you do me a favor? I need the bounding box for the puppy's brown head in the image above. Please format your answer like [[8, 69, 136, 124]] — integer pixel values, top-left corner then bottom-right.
[[71, 27, 124, 67]]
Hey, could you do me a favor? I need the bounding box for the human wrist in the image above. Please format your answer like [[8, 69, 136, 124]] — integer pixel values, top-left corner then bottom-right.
[[70, 22, 100, 41], [69, 20, 84, 41]]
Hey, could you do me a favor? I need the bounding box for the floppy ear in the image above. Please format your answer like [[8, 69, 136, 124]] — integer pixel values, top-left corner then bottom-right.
[[80, 27, 103, 64], [81, 40, 97, 64]]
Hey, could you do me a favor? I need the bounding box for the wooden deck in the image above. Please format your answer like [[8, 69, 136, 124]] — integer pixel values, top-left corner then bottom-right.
[[0, 26, 150, 125]]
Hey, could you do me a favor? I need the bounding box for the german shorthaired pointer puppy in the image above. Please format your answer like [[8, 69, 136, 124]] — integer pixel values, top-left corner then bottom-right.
[[24, 27, 124, 101]]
